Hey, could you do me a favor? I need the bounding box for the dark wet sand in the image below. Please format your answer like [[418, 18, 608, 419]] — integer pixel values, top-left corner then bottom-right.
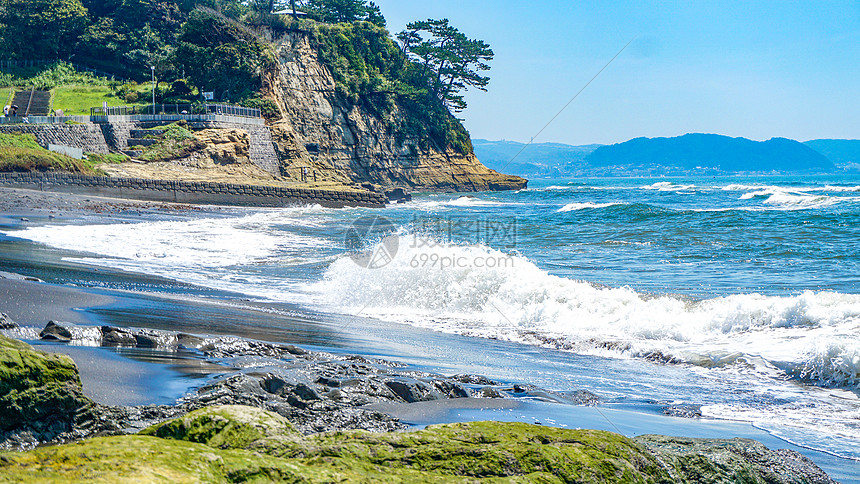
[[0, 278, 112, 326]]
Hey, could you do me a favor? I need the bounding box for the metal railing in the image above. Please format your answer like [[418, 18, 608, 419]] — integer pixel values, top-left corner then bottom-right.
[[90, 103, 261, 118]]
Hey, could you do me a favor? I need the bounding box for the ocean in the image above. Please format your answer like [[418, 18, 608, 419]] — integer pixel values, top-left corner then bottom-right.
[[5, 174, 860, 476]]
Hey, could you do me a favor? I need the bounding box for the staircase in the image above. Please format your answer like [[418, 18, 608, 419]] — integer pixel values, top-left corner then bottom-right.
[[123, 129, 164, 157], [10, 89, 52, 116]]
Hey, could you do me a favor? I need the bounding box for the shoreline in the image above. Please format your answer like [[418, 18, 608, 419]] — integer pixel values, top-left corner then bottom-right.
[[0, 284, 854, 482], [0, 173, 388, 208], [0, 189, 857, 482], [1, 277, 858, 482]]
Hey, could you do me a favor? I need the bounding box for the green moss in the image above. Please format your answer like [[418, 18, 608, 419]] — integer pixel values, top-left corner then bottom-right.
[[276, 421, 668, 483], [0, 335, 91, 432], [0, 335, 82, 396], [138, 407, 670, 483], [0, 435, 307, 484], [141, 405, 299, 450]]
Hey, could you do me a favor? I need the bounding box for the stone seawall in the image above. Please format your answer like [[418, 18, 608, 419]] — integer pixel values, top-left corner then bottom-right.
[[0, 120, 280, 175], [0, 124, 109, 154], [101, 120, 280, 174], [0, 172, 386, 208]]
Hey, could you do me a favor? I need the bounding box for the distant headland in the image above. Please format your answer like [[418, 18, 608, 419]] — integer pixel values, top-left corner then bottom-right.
[[475, 134, 860, 178]]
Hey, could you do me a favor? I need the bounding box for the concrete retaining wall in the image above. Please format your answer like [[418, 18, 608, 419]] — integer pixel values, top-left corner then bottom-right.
[[0, 124, 110, 154], [0, 172, 386, 208], [1, 116, 279, 175]]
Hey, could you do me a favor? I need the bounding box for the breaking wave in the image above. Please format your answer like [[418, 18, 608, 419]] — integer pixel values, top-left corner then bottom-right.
[[557, 202, 624, 212], [313, 235, 860, 390]]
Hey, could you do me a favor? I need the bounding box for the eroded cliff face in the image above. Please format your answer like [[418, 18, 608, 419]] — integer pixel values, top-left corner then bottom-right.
[[265, 33, 527, 192]]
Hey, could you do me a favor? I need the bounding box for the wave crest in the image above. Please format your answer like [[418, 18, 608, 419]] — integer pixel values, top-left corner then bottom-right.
[[313, 236, 860, 389]]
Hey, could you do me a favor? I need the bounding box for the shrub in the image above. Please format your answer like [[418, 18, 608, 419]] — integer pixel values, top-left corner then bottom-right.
[[168, 79, 193, 98], [124, 91, 139, 103], [25, 62, 110, 90], [113, 82, 139, 99], [241, 96, 280, 121]]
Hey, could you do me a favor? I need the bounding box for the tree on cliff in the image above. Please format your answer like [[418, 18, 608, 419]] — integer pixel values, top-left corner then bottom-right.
[[398, 19, 493, 112], [300, 0, 385, 27]]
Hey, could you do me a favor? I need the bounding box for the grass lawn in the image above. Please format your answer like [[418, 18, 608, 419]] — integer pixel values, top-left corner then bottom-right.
[[51, 85, 149, 115]]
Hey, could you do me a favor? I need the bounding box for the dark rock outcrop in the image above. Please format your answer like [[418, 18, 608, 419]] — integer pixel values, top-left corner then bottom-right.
[[38, 321, 73, 341]]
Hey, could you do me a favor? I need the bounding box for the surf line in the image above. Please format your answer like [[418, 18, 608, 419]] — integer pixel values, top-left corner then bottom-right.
[[501, 37, 636, 172]]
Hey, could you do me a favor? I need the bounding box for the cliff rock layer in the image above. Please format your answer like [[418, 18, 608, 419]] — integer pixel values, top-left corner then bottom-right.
[[267, 33, 527, 192]]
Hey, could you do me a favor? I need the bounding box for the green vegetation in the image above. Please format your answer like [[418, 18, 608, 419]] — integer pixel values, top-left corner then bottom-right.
[[0, 334, 91, 434], [0, 133, 105, 174], [242, 96, 281, 121], [0, 0, 88, 61], [0, 62, 152, 115], [399, 19, 494, 113], [85, 152, 129, 165], [0, 1, 486, 154], [21, 62, 111, 90], [176, 9, 278, 103], [136, 123, 202, 162], [310, 21, 473, 154]]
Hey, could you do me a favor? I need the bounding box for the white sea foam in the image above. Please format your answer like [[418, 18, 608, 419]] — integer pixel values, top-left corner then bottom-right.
[[736, 186, 852, 210], [816, 185, 860, 193], [446, 196, 506, 207], [406, 196, 510, 210], [557, 202, 623, 212], [640, 181, 696, 192], [8, 209, 335, 300], [312, 235, 860, 390], [16, 210, 330, 267]]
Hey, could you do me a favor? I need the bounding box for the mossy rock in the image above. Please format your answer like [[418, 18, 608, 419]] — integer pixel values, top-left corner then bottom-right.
[[285, 421, 669, 483], [141, 405, 300, 450], [0, 404, 836, 483], [0, 435, 313, 483], [0, 335, 91, 433], [148, 407, 670, 483], [0, 434, 485, 483]]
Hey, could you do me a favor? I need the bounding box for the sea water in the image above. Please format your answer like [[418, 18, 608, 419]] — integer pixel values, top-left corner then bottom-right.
[[7, 175, 860, 470]]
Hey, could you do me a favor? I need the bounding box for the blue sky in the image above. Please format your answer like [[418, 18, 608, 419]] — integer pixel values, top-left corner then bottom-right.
[[373, 1, 860, 145]]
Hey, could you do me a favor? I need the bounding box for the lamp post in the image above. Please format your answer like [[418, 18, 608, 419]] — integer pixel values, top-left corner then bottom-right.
[[150, 66, 155, 115]]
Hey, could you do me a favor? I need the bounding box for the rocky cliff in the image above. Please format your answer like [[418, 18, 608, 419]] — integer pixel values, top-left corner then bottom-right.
[[264, 32, 527, 192]]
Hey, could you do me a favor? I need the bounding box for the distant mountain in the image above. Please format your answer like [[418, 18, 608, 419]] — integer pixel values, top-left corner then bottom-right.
[[473, 139, 602, 178], [584, 134, 836, 175], [804, 139, 860, 170]]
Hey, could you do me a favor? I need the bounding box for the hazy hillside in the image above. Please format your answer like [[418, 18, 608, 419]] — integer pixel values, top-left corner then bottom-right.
[[472, 139, 601, 177], [584, 134, 836, 175], [804, 139, 860, 170]]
